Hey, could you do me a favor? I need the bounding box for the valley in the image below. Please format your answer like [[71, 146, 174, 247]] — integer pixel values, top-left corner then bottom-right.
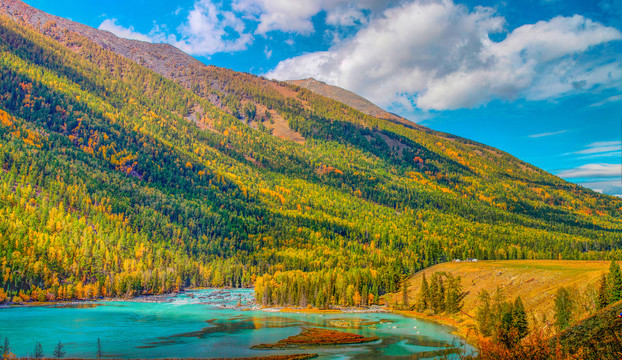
[[0, 0, 620, 358]]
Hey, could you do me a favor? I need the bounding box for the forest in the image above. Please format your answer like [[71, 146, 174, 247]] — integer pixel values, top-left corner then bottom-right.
[[0, 13, 620, 306]]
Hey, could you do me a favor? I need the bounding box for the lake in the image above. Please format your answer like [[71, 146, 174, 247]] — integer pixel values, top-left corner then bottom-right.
[[0, 289, 473, 359]]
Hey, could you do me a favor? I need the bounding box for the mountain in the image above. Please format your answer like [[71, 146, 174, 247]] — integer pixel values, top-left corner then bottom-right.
[[286, 78, 409, 125], [0, 0, 620, 306]]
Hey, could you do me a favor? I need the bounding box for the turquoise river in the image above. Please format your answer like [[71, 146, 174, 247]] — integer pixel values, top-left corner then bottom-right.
[[0, 289, 474, 359]]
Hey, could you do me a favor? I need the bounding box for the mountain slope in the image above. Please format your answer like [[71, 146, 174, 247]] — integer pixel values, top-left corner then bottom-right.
[[0, 1, 620, 306], [285, 78, 409, 124]]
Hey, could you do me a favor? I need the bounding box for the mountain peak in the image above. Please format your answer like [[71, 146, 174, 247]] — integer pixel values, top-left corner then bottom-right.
[[285, 78, 409, 125]]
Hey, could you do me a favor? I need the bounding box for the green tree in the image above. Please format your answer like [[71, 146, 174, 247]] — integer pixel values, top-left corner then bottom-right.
[[444, 273, 466, 313], [476, 289, 493, 336], [34, 342, 44, 359], [498, 310, 517, 348], [2, 337, 9, 356], [554, 287, 575, 331], [511, 296, 528, 339], [97, 338, 103, 359], [53, 341, 66, 359], [418, 272, 430, 311], [607, 260, 622, 304], [598, 273, 609, 309], [401, 278, 409, 309]]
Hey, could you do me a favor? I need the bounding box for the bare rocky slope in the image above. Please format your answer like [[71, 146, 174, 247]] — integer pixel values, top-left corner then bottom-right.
[[286, 78, 409, 124]]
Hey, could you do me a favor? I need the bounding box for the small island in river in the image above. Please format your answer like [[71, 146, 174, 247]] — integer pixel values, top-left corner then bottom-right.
[[251, 328, 379, 349]]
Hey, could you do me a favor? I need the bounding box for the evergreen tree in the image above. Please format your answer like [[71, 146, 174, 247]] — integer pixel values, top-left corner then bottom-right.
[[53, 341, 66, 359], [97, 338, 103, 359], [429, 272, 445, 313], [497, 307, 516, 348], [419, 272, 429, 311], [444, 273, 466, 313], [554, 287, 575, 331], [401, 278, 409, 309], [34, 342, 44, 359], [607, 260, 622, 304], [2, 337, 9, 356], [598, 273, 609, 309], [512, 296, 528, 339], [476, 289, 493, 337]]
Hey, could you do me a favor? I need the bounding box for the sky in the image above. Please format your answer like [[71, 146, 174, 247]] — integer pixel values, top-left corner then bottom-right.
[[26, 0, 622, 197]]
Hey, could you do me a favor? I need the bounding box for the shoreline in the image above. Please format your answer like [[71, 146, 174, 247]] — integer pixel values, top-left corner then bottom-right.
[[393, 310, 478, 348]]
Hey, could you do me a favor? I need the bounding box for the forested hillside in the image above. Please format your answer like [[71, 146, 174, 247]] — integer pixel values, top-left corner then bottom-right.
[[0, 1, 620, 306]]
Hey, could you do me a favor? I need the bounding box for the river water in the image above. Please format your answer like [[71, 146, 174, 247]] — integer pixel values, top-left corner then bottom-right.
[[0, 289, 473, 359]]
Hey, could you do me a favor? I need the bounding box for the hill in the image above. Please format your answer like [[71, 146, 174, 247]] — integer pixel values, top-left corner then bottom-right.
[[0, 1, 620, 307], [398, 261, 608, 324]]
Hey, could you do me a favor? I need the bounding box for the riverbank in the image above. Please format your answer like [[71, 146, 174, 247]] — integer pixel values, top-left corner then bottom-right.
[[393, 310, 478, 347]]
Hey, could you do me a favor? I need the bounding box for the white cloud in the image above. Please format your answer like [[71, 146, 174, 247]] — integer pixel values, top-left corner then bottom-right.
[[98, 19, 154, 43], [264, 45, 272, 59], [590, 94, 622, 107], [577, 151, 621, 160], [564, 141, 622, 159], [98, 0, 253, 56], [576, 146, 621, 155], [266, 0, 622, 111], [232, 0, 398, 34], [528, 130, 568, 138], [171, 0, 253, 55], [578, 179, 622, 196], [557, 163, 622, 178]]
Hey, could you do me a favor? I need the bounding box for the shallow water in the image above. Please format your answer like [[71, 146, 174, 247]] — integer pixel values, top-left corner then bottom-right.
[[0, 289, 473, 359]]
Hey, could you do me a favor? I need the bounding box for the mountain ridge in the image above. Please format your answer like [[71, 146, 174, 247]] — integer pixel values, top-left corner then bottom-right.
[[285, 77, 411, 125]]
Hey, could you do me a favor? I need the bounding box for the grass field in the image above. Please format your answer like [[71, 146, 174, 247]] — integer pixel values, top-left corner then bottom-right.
[[389, 260, 611, 340]]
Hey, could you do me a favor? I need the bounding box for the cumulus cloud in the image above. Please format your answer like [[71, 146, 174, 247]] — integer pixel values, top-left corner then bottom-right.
[[98, 19, 154, 43], [171, 0, 253, 55], [557, 163, 622, 178], [232, 0, 398, 34], [266, 0, 622, 111], [99, 0, 252, 56]]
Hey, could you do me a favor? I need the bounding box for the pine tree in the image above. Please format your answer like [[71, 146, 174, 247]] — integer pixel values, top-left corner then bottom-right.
[[444, 273, 466, 313], [476, 289, 493, 336], [607, 260, 622, 304], [34, 342, 44, 359], [401, 278, 409, 309], [53, 341, 66, 359], [598, 273, 609, 309], [97, 338, 103, 359], [2, 337, 9, 356], [498, 309, 516, 348], [554, 287, 575, 331], [512, 296, 528, 339], [429, 272, 445, 313], [420, 272, 429, 309]]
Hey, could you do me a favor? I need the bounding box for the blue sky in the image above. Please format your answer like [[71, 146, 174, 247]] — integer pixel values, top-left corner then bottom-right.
[[26, 0, 622, 196]]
